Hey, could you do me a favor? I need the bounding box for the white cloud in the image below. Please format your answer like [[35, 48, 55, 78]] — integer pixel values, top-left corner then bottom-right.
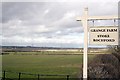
[[2, 0, 120, 2], [63, 12, 76, 19], [44, 9, 50, 14], [34, 25, 49, 32], [2, 2, 118, 47]]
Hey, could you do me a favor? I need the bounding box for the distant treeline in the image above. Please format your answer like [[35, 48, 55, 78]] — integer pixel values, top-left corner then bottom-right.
[[2, 46, 79, 49], [1, 46, 107, 53], [1, 46, 106, 49]]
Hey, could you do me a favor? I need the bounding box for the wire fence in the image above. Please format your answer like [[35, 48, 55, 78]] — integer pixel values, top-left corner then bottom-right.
[[2, 70, 70, 80]]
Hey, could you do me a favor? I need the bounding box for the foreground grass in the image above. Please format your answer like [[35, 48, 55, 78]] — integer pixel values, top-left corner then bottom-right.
[[2, 53, 95, 78]]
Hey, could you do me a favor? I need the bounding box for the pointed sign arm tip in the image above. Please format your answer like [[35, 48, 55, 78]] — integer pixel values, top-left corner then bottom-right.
[[76, 17, 82, 21]]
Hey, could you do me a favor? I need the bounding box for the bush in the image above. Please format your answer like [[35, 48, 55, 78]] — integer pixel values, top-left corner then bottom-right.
[[89, 54, 119, 69], [112, 52, 120, 77], [87, 54, 119, 79], [88, 64, 119, 78], [112, 52, 120, 61]]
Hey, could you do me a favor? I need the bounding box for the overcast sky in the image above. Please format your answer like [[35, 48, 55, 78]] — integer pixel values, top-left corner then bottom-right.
[[1, 0, 119, 48]]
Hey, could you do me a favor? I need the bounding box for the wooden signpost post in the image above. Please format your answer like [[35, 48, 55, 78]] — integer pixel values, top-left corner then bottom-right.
[[76, 8, 118, 79], [82, 8, 88, 79]]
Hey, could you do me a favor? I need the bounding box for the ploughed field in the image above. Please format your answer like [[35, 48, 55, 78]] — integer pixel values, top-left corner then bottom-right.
[[2, 52, 95, 78]]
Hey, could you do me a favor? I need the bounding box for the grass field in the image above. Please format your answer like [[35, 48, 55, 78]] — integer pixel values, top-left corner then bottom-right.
[[2, 52, 95, 78]]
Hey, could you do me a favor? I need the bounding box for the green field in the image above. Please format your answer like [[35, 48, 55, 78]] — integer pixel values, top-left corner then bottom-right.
[[2, 52, 95, 78]]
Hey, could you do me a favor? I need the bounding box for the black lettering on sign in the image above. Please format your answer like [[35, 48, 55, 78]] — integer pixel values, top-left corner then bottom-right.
[[91, 29, 105, 32], [97, 35, 109, 38], [107, 29, 117, 32], [93, 39, 115, 42]]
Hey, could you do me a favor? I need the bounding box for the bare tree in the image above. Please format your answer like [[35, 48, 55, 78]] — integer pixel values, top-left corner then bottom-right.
[[107, 45, 120, 53]]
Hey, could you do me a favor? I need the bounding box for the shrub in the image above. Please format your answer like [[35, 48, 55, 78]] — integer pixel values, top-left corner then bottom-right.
[[88, 54, 120, 79], [88, 63, 119, 79], [78, 54, 120, 79], [112, 52, 120, 77], [89, 54, 119, 69], [112, 52, 120, 61]]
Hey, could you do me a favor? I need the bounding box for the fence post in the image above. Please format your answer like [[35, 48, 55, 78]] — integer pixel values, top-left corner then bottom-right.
[[38, 74, 40, 80], [67, 75, 69, 80], [3, 71, 5, 80], [18, 72, 21, 80]]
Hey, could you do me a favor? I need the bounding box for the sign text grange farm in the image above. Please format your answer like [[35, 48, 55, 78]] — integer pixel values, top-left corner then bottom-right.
[[89, 27, 118, 45]]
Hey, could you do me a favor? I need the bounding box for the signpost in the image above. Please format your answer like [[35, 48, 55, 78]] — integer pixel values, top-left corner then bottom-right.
[[82, 8, 88, 79], [76, 8, 118, 80]]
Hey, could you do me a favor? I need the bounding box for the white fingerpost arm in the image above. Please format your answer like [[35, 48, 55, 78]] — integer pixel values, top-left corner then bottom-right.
[[76, 15, 118, 21]]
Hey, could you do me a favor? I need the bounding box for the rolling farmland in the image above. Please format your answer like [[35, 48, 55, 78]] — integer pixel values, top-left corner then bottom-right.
[[2, 52, 95, 78]]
